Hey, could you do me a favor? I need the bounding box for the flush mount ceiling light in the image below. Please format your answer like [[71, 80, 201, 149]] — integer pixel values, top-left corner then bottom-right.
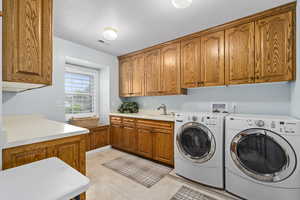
[[172, 0, 192, 8], [103, 27, 118, 41]]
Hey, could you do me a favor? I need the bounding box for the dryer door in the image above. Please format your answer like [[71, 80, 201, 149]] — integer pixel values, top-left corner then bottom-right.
[[177, 122, 216, 163], [231, 128, 296, 183]]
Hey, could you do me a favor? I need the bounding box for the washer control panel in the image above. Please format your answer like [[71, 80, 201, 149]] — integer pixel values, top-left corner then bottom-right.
[[175, 113, 222, 126], [255, 120, 265, 127], [243, 119, 298, 134]]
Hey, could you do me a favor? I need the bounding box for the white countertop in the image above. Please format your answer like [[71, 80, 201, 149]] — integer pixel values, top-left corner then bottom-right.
[[3, 115, 89, 148], [0, 157, 90, 200], [110, 112, 175, 122]]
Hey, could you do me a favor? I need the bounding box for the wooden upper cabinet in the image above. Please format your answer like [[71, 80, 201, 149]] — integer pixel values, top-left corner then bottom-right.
[[255, 11, 294, 83], [181, 38, 201, 88], [160, 43, 182, 94], [201, 31, 225, 86], [3, 0, 53, 84], [144, 49, 161, 96], [119, 55, 144, 97], [131, 54, 145, 96], [119, 58, 132, 97], [118, 4, 296, 92], [225, 23, 255, 85]]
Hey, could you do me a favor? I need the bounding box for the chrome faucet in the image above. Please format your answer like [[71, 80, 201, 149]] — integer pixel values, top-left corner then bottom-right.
[[157, 104, 167, 115]]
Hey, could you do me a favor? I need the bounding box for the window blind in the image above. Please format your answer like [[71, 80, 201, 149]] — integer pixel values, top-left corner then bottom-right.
[[65, 66, 97, 115]]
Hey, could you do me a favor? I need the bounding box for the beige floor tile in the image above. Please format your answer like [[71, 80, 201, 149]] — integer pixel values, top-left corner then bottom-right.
[[86, 148, 240, 200]]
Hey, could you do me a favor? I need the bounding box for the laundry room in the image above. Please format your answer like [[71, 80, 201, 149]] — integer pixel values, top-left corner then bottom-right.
[[0, 0, 300, 200]]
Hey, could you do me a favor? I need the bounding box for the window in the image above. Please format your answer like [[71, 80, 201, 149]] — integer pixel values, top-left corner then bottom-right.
[[65, 64, 99, 119]]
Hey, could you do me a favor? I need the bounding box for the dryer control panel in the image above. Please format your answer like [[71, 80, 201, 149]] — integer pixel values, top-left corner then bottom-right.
[[229, 117, 300, 135]]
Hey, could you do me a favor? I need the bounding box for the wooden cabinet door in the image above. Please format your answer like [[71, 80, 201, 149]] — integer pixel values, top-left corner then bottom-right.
[[181, 38, 201, 88], [129, 128, 138, 153], [225, 23, 255, 85], [119, 58, 132, 97], [55, 141, 81, 172], [122, 126, 133, 151], [153, 130, 174, 165], [137, 128, 153, 159], [144, 49, 161, 96], [3, 0, 53, 85], [131, 54, 145, 96], [160, 43, 181, 94], [255, 12, 294, 83], [110, 124, 123, 148], [92, 127, 109, 149], [2, 146, 47, 169], [201, 31, 225, 86], [122, 126, 138, 152]]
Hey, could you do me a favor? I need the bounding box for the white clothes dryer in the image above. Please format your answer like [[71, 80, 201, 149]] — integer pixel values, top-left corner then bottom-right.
[[225, 114, 300, 200]]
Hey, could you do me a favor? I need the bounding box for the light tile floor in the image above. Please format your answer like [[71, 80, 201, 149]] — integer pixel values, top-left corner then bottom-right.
[[86, 148, 240, 200]]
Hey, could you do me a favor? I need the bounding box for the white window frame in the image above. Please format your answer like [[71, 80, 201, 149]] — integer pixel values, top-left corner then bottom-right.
[[65, 64, 100, 120]]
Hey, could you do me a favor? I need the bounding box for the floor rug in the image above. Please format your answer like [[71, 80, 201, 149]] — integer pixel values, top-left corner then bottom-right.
[[171, 186, 218, 200], [102, 155, 172, 188]]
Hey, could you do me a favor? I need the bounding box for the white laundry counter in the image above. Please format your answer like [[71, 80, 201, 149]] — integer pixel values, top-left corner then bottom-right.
[[0, 157, 90, 200]]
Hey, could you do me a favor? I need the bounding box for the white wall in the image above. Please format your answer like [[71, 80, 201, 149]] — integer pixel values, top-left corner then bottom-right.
[[131, 82, 291, 115], [290, 2, 300, 118], [2, 37, 121, 123]]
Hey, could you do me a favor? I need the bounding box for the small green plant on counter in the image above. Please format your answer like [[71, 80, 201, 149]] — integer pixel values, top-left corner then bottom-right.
[[118, 102, 139, 113]]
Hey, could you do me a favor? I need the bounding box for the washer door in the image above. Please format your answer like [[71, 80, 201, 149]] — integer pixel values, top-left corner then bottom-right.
[[177, 122, 216, 163], [231, 128, 297, 182]]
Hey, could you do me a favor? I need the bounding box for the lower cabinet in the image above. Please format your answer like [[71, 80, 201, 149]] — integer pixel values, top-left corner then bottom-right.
[[153, 130, 174, 165], [123, 125, 138, 152], [110, 124, 123, 149], [137, 128, 153, 159], [110, 116, 174, 166], [2, 134, 87, 200], [86, 125, 110, 151]]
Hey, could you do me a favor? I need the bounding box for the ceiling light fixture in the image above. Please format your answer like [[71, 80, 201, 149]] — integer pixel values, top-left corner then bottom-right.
[[172, 0, 192, 9], [103, 27, 118, 41]]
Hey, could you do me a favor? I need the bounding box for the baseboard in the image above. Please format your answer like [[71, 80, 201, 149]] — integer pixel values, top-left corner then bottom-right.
[[86, 145, 112, 155]]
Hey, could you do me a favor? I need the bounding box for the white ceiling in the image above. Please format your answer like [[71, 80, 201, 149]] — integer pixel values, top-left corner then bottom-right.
[[54, 0, 295, 56]]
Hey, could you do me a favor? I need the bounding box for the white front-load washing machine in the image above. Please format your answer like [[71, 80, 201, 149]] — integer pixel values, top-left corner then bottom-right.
[[225, 114, 300, 200], [175, 112, 227, 189]]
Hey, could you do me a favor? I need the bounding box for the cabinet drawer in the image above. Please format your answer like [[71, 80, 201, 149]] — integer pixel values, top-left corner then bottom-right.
[[136, 119, 173, 130], [123, 117, 135, 127], [110, 116, 122, 124]]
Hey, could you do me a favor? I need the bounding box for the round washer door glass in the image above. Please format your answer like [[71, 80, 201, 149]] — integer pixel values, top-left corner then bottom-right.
[[177, 122, 216, 163], [231, 128, 297, 182]]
